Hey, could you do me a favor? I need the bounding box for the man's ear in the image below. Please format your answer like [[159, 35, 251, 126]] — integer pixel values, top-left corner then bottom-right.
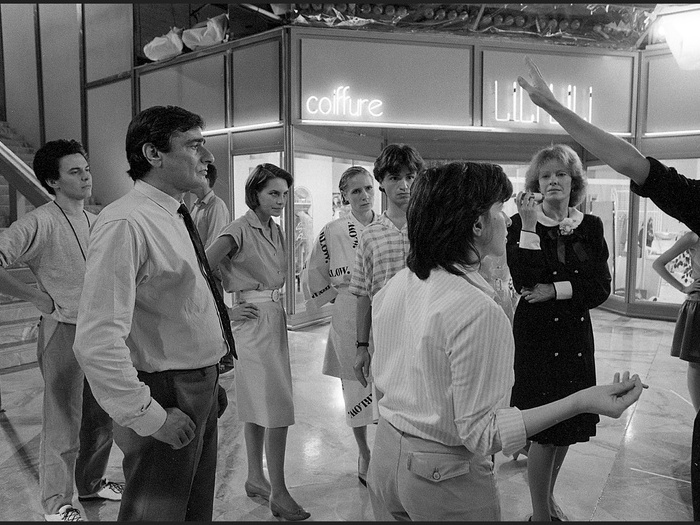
[[142, 143, 162, 168]]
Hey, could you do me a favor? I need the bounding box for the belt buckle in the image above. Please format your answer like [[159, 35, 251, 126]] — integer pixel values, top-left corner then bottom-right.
[[271, 289, 280, 302]]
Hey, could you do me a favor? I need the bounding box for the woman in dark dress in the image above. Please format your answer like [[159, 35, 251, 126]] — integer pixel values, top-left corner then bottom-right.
[[506, 144, 611, 522]]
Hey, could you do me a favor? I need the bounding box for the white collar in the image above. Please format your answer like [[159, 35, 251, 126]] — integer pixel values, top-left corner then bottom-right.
[[536, 205, 584, 228]]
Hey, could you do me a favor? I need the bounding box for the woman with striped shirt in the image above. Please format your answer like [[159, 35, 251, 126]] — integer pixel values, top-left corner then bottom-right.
[[368, 161, 646, 521]]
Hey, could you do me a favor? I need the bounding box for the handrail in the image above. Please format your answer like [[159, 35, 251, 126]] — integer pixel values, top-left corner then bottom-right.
[[0, 140, 52, 207]]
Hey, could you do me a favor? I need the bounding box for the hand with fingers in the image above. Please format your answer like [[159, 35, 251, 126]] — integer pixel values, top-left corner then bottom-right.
[[515, 190, 541, 232], [151, 407, 196, 449], [229, 301, 259, 322], [353, 349, 371, 388], [578, 371, 648, 419], [517, 55, 559, 110], [520, 283, 556, 303]]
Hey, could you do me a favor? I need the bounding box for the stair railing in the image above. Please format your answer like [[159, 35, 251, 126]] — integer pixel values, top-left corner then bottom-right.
[[0, 140, 52, 215]]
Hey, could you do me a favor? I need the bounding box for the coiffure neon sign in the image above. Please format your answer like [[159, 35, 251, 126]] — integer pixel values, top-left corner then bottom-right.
[[494, 81, 593, 124], [305, 85, 384, 118]]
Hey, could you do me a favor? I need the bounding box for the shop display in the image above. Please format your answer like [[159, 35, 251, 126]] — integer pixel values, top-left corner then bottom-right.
[[282, 4, 654, 50]]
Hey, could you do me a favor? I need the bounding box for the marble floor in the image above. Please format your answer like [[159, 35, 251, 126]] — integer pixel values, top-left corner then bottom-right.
[[0, 307, 694, 521]]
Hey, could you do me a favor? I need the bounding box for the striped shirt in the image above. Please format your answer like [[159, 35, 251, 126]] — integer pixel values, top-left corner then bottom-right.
[[349, 212, 409, 300], [372, 266, 527, 457]]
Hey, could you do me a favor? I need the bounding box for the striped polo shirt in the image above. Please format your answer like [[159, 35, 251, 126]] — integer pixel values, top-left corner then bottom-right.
[[349, 212, 409, 300]]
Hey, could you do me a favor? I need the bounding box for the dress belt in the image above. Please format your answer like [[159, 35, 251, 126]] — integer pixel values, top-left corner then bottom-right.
[[237, 289, 281, 304]]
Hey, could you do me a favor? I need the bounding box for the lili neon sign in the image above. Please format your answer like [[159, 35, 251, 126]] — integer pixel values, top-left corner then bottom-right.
[[494, 81, 593, 124], [305, 85, 384, 118]]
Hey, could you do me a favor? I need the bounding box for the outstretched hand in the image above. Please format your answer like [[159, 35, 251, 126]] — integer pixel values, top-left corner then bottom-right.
[[581, 371, 648, 418], [517, 56, 559, 110]]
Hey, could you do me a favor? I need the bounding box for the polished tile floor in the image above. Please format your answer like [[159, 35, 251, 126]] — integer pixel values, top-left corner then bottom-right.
[[0, 308, 694, 521]]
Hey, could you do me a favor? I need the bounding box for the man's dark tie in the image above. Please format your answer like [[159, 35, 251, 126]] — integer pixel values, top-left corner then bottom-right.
[[178, 203, 237, 361]]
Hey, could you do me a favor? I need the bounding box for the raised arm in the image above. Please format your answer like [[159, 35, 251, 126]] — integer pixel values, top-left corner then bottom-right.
[[518, 56, 651, 186]]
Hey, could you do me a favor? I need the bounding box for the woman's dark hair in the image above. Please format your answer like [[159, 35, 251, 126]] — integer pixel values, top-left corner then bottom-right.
[[125, 105, 205, 181], [407, 161, 513, 280], [33, 139, 88, 195], [244, 163, 294, 209]]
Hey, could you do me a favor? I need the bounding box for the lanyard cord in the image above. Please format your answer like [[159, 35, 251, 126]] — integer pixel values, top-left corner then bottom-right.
[[54, 201, 91, 261]]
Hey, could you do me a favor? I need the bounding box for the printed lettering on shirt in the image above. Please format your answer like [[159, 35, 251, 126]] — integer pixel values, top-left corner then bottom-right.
[[329, 266, 349, 278], [319, 228, 330, 263], [311, 283, 332, 299], [347, 392, 373, 418], [348, 222, 359, 249]]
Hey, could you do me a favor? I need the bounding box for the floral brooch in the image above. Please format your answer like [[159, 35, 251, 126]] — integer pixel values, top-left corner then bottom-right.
[[558, 217, 578, 236]]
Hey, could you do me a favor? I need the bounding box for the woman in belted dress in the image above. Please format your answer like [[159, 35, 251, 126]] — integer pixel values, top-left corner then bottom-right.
[[206, 163, 310, 521], [506, 144, 611, 522], [302, 166, 378, 486]]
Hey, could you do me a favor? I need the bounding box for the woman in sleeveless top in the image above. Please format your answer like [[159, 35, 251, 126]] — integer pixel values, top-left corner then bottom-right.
[[653, 230, 700, 412]]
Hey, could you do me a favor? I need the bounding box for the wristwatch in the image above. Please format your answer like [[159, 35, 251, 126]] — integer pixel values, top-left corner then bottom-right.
[[356, 341, 369, 348]]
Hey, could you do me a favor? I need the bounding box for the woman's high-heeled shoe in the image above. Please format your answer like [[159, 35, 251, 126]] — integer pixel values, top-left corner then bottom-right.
[[270, 501, 311, 521], [244, 481, 271, 501]]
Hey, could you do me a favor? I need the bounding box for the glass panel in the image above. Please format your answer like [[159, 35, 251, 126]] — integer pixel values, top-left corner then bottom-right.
[[232, 41, 281, 127], [290, 153, 381, 315], [1, 4, 41, 149], [85, 4, 133, 83], [86, 81, 133, 206], [635, 158, 700, 304], [40, 4, 81, 143], [583, 165, 631, 300], [140, 54, 226, 131]]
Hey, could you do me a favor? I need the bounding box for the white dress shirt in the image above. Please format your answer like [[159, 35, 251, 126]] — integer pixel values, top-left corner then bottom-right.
[[74, 180, 226, 437]]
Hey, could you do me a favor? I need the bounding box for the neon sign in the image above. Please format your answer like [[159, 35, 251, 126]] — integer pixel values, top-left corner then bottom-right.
[[493, 81, 593, 124], [305, 86, 384, 118]]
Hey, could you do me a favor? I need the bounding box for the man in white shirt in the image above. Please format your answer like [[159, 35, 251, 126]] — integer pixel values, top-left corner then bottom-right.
[[74, 106, 230, 521]]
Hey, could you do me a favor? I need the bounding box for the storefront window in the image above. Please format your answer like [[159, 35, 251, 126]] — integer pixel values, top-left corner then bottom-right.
[[582, 165, 631, 300], [634, 157, 700, 304]]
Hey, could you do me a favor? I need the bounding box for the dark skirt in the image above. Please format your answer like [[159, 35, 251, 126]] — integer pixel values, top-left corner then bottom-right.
[[671, 293, 700, 363], [511, 301, 599, 447]]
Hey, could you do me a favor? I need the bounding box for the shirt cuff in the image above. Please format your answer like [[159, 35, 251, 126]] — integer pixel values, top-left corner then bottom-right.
[[496, 407, 528, 457], [519, 230, 541, 250], [129, 398, 168, 437], [553, 281, 573, 300]]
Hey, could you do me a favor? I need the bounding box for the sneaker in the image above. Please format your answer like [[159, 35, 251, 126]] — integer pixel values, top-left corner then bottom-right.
[[78, 480, 124, 501], [44, 505, 82, 521]]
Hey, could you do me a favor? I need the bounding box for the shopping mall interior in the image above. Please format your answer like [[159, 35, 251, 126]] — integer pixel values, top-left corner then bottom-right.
[[0, 2, 699, 521]]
